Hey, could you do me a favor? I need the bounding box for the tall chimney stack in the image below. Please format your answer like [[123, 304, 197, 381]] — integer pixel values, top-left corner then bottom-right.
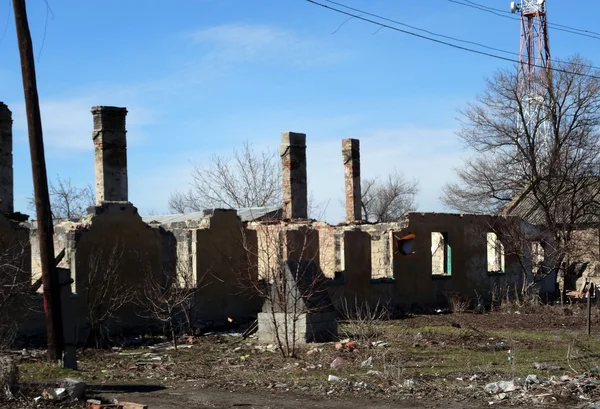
[[0, 103, 13, 213], [342, 138, 361, 222], [280, 132, 307, 219], [92, 106, 128, 204]]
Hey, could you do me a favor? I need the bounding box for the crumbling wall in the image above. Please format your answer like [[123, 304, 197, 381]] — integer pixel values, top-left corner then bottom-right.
[[192, 209, 261, 321], [317, 224, 339, 278], [341, 229, 372, 307], [30, 220, 77, 290], [249, 221, 322, 279], [59, 202, 174, 338], [0, 215, 36, 346], [390, 213, 524, 309], [0, 215, 31, 283], [568, 228, 600, 291], [70, 203, 166, 292]]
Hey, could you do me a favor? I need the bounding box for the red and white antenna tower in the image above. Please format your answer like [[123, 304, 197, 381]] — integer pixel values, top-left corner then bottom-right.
[[510, 0, 551, 158]]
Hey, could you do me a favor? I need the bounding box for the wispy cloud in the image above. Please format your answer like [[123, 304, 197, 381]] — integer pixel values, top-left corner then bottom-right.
[[9, 96, 155, 152], [187, 23, 352, 68]]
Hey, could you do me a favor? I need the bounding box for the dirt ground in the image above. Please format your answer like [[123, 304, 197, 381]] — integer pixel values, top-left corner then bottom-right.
[[87, 384, 493, 409], [11, 307, 600, 409]]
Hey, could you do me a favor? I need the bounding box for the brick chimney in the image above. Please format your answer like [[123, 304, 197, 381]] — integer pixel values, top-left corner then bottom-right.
[[280, 132, 307, 219], [342, 138, 361, 222], [92, 106, 128, 204], [0, 103, 13, 213]]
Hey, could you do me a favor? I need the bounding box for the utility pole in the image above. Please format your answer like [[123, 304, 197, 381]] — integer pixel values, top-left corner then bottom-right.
[[12, 0, 63, 361]]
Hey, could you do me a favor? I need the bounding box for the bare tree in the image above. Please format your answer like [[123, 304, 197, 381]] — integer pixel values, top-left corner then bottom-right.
[[239, 222, 333, 358], [0, 237, 32, 350], [169, 141, 282, 213], [28, 176, 95, 220], [443, 55, 600, 214], [443, 55, 600, 295], [137, 261, 198, 350], [82, 245, 137, 348], [361, 170, 419, 222]]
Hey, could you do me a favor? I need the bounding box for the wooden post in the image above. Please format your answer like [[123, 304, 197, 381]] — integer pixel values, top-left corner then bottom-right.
[[12, 0, 63, 361]]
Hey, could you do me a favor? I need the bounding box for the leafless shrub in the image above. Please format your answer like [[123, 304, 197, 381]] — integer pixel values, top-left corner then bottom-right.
[[340, 297, 388, 347], [0, 237, 32, 351], [446, 292, 472, 313], [238, 221, 330, 358], [82, 244, 137, 348], [137, 260, 199, 351], [566, 337, 600, 375]]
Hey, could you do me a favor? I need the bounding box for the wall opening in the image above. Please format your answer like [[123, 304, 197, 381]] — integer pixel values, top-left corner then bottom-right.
[[431, 232, 451, 275], [487, 232, 505, 273], [532, 241, 544, 277]]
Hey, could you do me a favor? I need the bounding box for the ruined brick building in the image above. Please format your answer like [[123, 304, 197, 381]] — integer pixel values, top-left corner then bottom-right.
[[0, 102, 558, 342]]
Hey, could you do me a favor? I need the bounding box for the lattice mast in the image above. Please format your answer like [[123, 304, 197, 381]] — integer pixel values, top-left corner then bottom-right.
[[510, 0, 551, 158]]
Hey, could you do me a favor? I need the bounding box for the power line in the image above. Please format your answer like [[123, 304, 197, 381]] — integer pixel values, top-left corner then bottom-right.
[[321, 0, 600, 71], [463, 0, 600, 36], [323, 0, 519, 58], [449, 0, 600, 41], [37, 0, 55, 63], [463, 0, 512, 15], [0, 0, 11, 47], [306, 0, 600, 80]]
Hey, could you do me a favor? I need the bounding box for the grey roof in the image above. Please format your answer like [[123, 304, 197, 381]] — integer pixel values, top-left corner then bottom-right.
[[504, 179, 600, 226], [142, 206, 282, 225]]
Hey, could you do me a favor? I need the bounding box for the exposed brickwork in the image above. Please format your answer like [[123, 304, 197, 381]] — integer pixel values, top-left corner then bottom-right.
[[342, 138, 361, 222], [280, 132, 307, 219], [317, 225, 337, 278], [0, 103, 13, 213], [92, 106, 128, 204]]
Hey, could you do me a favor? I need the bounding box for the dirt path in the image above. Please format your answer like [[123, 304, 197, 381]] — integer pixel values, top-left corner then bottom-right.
[[92, 383, 508, 409]]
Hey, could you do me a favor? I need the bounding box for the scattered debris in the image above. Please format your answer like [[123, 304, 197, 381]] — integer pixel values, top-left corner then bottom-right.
[[86, 398, 148, 408], [166, 344, 193, 351], [328, 375, 342, 382], [61, 377, 86, 400], [254, 344, 277, 353], [360, 357, 373, 367], [41, 387, 68, 401], [330, 356, 348, 369], [533, 362, 562, 371], [484, 380, 518, 394], [371, 341, 390, 349], [403, 379, 415, 388], [334, 339, 357, 352], [0, 356, 18, 399]]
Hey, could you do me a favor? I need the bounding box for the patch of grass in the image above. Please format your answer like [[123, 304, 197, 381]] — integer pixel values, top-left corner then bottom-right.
[[333, 319, 600, 384], [19, 362, 81, 383]]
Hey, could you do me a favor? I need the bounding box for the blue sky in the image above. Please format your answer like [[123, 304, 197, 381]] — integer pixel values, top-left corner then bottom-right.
[[1, 0, 599, 223]]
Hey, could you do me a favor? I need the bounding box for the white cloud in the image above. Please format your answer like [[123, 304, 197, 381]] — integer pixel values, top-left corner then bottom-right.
[[8, 96, 155, 152], [187, 23, 352, 68]]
